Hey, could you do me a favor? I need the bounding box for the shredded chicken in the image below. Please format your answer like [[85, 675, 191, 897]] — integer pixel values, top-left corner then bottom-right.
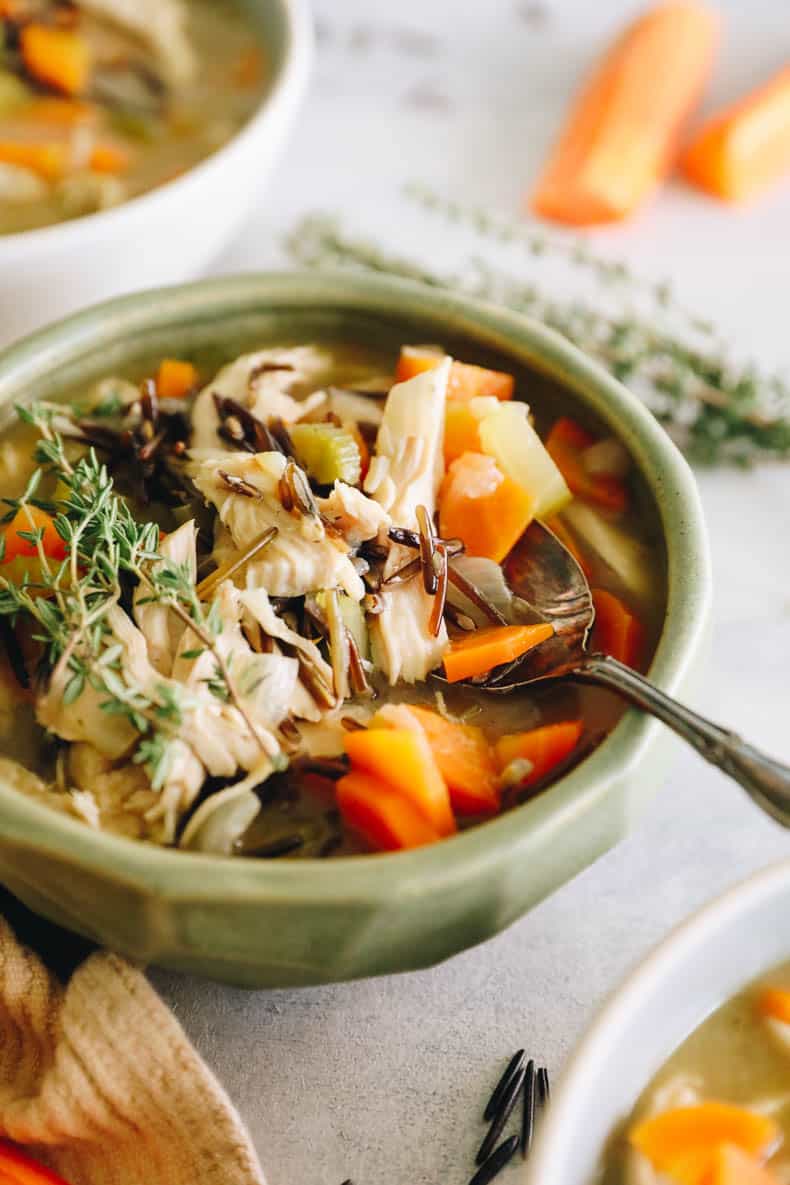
[[366, 362, 451, 683], [190, 346, 332, 451], [133, 518, 197, 675], [189, 449, 365, 600], [317, 481, 391, 548], [76, 0, 196, 86]]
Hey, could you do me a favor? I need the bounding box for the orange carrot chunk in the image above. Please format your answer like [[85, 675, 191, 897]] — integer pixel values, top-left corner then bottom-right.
[[395, 346, 514, 401], [89, 141, 130, 175], [443, 623, 554, 684], [439, 452, 535, 563], [494, 722, 584, 786], [444, 402, 483, 466], [344, 728, 456, 837], [22, 97, 98, 126], [0, 1140, 74, 1185], [591, 588, 645, 668], [683, 67, 790, 203], [545, 419, 628, 513], [372, 704, 500, 816], [756, 987, 790, 1025], [20, 24, 92, 97], [156, 359, 199, 400], [336, 771, 441, 852], [0, 141, 69, 181], [630, 1103, 779, 1185], [2, 507, 66, 565], [708, 1144, 781, 1185], [531, 1, 719, 225]]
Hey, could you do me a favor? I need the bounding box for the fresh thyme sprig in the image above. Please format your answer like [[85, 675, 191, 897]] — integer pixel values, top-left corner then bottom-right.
[[0, 405, 271, 787], [286, 194, 790, 465]]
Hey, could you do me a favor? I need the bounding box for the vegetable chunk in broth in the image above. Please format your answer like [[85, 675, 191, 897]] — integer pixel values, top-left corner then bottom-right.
[[0, 0, 267, 233], [600, 965, 790, 1185], [0, 338, 665, 859]]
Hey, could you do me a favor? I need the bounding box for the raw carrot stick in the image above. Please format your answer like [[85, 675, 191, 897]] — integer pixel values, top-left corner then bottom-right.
[[156, 359, 199, 400], [20, 24, 92, 97], [336, 771, 442, 852], [443, 623, 554, 683], [545, 419, 628, 513], [531, 1, 719, 225], [591, 588, 645, 668], [2, 507, 66, 565], [344, 728, 456, 837], [683, 67, 790, 203], [709, 1144, 780, 1185], [372, 703, 501, 816], [439, 452, 536, 563], [494, 722, 584, 786], [395, 346, 514, 401], [629, 1104, 779, 1185]]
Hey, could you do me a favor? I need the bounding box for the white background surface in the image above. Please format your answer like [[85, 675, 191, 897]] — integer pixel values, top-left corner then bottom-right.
[[150, 2, 790, 1182]]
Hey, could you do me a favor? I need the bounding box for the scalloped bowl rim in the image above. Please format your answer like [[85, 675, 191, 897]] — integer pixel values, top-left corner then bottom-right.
[[0, 0, 313, 260], [0, 271, 711, 906]]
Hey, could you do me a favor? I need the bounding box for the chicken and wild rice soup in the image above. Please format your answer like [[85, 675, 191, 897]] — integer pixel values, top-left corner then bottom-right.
[[0, 0, 267, 233], [0, 340, 664, 858], [600, 967, 790, 1185]]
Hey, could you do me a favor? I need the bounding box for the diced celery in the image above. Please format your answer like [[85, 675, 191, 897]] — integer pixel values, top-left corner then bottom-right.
[[478, 402, 571, 520], [316, 589, 369, 660], [290, 423, 362, 486]]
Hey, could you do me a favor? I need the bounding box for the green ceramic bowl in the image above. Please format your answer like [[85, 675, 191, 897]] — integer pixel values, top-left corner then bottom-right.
[[0, 273, 711, 987]]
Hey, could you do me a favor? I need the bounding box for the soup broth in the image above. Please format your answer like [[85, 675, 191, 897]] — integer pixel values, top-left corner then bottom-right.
[[600, 964, 790, 1184], [0, 0, 267, 234], [0, 336, 666, 859]]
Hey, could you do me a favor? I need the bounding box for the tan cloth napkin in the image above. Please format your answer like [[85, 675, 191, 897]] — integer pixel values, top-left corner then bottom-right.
[[0, 915, 266, 1185]]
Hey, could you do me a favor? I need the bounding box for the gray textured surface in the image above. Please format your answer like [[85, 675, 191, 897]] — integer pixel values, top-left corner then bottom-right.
[[151, 1, 790, 1181]]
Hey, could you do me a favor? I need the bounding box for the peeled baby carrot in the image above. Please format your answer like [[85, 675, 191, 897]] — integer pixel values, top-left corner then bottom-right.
[[545, 419, 628, 513], [756, 987, 790, 1025], [336, 771, 441, 852], [156, 359, 199, 400], [344, 727, 456, 837], [591, 588, 645, 668], [630, 1104, 779, 1185], [20, 25, 92, 97], [2, 507, 66, 565], [372, 703, 500, 816], [708, 1144, 780, 1185], [395, 346, 514, 401], [439, 452, 535, 563], [683, 67, 790, 203], [531, 1, 719, 225], [494, 722, 584, 786], [443, 623, 554, 684]]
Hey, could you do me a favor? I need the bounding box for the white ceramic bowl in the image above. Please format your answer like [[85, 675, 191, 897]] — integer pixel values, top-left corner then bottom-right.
[[0, 0, 312, 348], [525, 859, 790, 1185]]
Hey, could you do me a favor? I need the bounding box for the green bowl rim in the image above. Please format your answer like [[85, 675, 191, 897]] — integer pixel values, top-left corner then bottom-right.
[[0, 271, 712, 905]]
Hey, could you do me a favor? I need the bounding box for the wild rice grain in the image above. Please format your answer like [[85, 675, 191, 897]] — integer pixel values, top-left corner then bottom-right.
[[483, 1049, 526, 1121], [468, 1134, 520, 1185], [476, 1064, 526, 1165], [520, 1058, 536, 1159]]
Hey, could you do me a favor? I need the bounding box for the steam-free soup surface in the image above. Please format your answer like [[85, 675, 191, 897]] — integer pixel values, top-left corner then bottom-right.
[[599, 963, 790, 1184], [0, 336, 665, 859], [0, 0, 267, 233]]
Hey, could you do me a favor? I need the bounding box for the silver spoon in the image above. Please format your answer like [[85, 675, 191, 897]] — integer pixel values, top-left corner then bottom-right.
[[476, 521, 790, 827]]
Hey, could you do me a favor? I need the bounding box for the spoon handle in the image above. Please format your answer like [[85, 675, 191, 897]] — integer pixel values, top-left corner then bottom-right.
[[572, 653, 790, 828]]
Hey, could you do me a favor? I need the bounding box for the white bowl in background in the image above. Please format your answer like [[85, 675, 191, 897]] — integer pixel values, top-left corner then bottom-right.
[[524, 859, 790, 1185], [0, 0, 312, 348]]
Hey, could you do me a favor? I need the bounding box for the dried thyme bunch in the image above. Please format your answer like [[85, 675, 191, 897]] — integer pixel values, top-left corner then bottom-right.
[[286, 188, 790, 465]]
